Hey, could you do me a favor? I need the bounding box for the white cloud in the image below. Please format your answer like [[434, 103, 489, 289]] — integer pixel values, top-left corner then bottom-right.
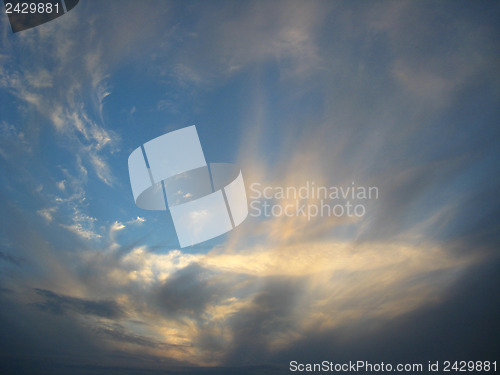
[[62, 222, 102, 240], [128, 216, 146, 225], [110, 221, 126, 232], [120, 247, 201, 285], [58, 198, 102, 241], [37, 207, 57, 222], [89, 152, 114, 186]]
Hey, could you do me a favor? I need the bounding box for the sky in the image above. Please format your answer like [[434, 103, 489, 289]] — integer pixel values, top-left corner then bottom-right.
[[0, 1, 499, 374]]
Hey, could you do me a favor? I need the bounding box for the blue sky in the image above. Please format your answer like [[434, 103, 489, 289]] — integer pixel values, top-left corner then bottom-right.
[[1, 1, 499, 374]]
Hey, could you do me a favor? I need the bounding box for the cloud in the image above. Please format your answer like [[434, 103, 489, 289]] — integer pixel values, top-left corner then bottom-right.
[[0, 120, 33, 157], [25, 69, 53, 88], [94, 322, 193, 353], [105, 238, 477, 366], [0, 251, 24, 266], [364, 2, 500, 110], [34, 288, 124, 319], [223, 276, 306, 364], [61, 212, 101, 240], [263, 257, 500, 366], [57, 180, 66, 191], [154, 263, 249, 319], [130, 216, 145, 224], [148, 0, 330, 93], [37, 207, 57, 222], [116, 247, 201, 286], [110, 217, 145, 234], [0, 1, 499, 373], [111, 221, 126, 232], [0, 7, 118, 188]]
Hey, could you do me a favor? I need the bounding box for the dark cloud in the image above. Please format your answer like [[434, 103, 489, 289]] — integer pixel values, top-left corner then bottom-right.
[[0, 290, 110, 374], [224, 276, 307, 365], [265, 257, 500, 367], [155, 263, 254, 319], [154, 266, 309, 365], [0, 287, 13, 294], [34, 288, 124, 319], [0, 251, 24, 266], [155, 264, 218, 317], [0, 287, 283, 375], [0, 289, 193, 375], [437, 179, 500, 256]]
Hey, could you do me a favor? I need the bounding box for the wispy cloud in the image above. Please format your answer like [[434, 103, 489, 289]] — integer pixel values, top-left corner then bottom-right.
[[34, 288, 124, 318], [37, 207, 57, 222], [0, 10, 118, 188], [61, 214, 101, 240]]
